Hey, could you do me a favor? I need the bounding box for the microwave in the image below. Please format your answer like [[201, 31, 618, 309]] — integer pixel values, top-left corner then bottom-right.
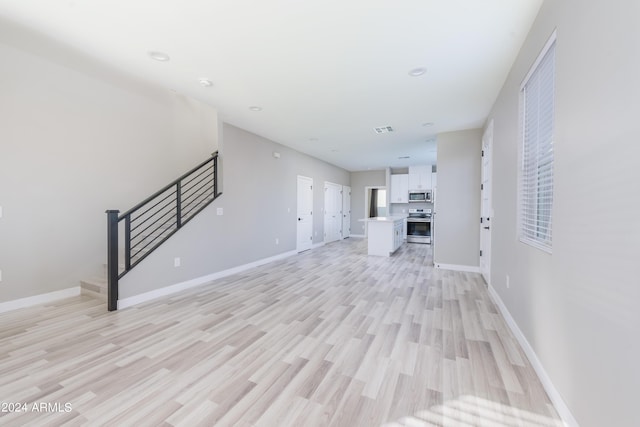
[[408, 190, 432, 203]]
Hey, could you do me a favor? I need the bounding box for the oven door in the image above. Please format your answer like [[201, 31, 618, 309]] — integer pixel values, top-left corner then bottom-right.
[[406, 220, 431, 244]]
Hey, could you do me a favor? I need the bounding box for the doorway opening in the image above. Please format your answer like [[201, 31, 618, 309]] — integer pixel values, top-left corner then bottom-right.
[[364, 186, 386, 236]]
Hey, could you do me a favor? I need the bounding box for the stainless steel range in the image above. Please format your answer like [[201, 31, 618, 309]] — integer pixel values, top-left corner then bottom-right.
[[407, 208, 432, 244]]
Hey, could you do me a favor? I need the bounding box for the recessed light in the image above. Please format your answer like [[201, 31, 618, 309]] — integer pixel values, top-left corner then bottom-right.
[[331, 149, 339, 152], [249, 106, 262, 112], [408, 67, 427, 77], [198, 78, 213, 87], [398, 156, 411, 159], [422, 122, 434, 127], [148, 51, 170, 62], [309, 138, 319, 142]]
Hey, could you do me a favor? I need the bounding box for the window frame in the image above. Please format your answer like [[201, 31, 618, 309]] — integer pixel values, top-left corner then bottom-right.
[[517, 30, 557, 253]]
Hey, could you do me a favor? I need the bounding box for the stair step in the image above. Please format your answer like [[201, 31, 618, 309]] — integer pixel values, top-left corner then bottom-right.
[[80, 276, 107, 302]]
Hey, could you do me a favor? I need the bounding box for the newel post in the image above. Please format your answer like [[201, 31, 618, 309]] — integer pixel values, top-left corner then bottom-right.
[[106, 210, 120, 312]]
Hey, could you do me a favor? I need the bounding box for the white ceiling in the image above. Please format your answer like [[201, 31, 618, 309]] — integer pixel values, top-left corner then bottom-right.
[[0, 0, 542, 171]]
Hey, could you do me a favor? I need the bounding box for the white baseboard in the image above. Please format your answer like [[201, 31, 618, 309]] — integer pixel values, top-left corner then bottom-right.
[[488, 285, 578, 427], [118, 250, 298, 309], [311, 242, 326, 249], [348, 234, 365, 238], [0, 287, 81, 314], [435, 263, 481, 273]]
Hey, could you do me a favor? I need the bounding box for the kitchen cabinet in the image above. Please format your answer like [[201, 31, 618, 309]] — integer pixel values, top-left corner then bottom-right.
[[432, 172, 437, 188], [390, 174, 408, 203], [409, 165, 432, 190], [394, 220, 404, 250], [366, 216, 405, 256]]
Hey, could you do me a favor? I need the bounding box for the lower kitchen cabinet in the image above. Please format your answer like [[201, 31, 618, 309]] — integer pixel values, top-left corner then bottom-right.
[[366, 216, 405, 256]]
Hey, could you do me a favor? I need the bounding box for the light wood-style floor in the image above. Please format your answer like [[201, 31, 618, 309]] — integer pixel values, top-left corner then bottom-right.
[[0, 239, 562, 426]]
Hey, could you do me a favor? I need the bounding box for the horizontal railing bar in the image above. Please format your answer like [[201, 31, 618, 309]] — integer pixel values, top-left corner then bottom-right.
[[181, 171, 214, 198], [182, 192, 211, 210], [118, 191, 222, 280], [182, 179, 214, 203], [132, 217, 177, 258], [119, 154, 216, 219], [119, 228, 178, 279], [181, 190, 213, 216], [182, 199, 208, 222], [182, 187, 215, 214], [181, 163, 213, 188], [182, 179, 213, 206], [180, 192, 221, 228], [131, 208, 177, 243], [128, 189, 176, 224], [130, 196, 178, 234]]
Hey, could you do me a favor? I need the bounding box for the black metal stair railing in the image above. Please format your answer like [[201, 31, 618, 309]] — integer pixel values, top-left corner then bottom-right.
[[105, 152, 221, 311]]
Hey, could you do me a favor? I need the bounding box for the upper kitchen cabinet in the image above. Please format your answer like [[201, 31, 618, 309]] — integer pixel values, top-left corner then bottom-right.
[[409, 165, 432, 190], [390, 174, 409, 203]]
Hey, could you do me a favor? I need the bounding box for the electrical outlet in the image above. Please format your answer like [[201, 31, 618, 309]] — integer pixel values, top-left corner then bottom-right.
[[0, 206, 3, 218], [506, 275, 510, 289], [275, 238, 279, 245], [216, 207, 223, 216], [174, 257, 181, 267]]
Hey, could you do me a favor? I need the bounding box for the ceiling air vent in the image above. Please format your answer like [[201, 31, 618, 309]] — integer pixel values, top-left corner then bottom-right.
[[373, 125, 394, 134]]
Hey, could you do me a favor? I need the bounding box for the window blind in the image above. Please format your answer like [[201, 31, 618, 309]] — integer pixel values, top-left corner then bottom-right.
[[519, 36, 556, 252]]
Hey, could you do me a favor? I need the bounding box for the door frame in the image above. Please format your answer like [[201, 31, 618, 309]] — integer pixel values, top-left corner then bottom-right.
[[296, 175, 313, 253], [480, 120, 494, 285], [363, 186, 386, 237], [342, 185, 351, 239], [323, 181, 343, 244]]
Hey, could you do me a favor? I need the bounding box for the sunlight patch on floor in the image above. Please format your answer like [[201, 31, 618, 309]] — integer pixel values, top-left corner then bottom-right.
[[383, 395, 565, 427]]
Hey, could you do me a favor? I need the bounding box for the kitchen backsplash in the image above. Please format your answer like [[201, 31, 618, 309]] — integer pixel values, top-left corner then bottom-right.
[[389, 202, 433, 215]]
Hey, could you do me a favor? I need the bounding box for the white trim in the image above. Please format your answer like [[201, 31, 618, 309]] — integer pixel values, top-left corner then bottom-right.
[[348, 234, 365, 238], [296, 175, 314, 253], [488, 285, 579, 427], [435, 263, 481, 273], [0, 286, 81, 314], [118, 250, 298, 309]]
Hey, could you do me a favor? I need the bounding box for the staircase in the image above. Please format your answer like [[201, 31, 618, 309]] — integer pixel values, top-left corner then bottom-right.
[[80, 153, 221, 310]]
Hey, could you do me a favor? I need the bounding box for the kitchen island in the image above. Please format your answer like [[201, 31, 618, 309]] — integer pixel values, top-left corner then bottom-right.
[[363, 216, 406, 256]]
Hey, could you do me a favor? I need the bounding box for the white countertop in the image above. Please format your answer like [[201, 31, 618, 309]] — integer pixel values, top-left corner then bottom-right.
[[361, 215, 407, 223]]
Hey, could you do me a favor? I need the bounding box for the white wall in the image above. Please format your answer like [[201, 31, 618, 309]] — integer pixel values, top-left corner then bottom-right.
[[0, 19, 218, 302], [433, 129, 482, 268], [487, 1, 640, 425], [119, 123, 350, 298]]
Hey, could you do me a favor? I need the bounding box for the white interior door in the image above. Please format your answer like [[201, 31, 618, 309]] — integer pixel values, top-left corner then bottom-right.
[[342, 186, 351, 239], [480, 120, 493, 285], [324, 182, 342, 243], [297, 175, 313, 252]]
